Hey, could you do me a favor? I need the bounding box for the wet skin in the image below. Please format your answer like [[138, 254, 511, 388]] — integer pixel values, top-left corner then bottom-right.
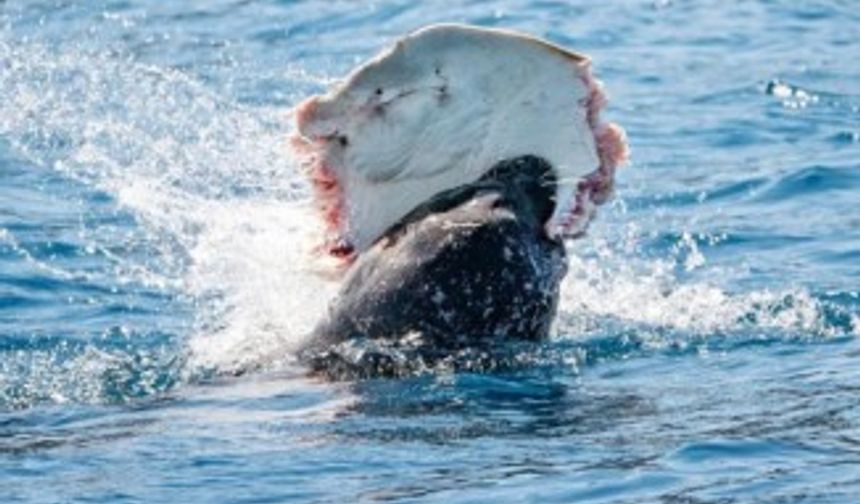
[[302, 155, 568, 362]]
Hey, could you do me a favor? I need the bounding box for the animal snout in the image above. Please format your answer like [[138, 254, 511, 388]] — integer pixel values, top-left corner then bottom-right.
[[294, 96, 341, 142], [294, 96, 319, 131]]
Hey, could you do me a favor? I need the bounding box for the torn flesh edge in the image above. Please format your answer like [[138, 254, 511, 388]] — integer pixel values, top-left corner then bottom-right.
[[290, 65, 628, 265], [290, 132, 355, 263], [553, 68, 628, 239]]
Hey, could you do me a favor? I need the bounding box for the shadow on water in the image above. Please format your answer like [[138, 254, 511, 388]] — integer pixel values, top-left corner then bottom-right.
[[340, 370, 655, 444], [0, 400, 167, 455]]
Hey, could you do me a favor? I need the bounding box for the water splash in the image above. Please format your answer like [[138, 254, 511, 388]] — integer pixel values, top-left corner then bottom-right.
[[0, 37, 336, 401], [559, 218, 854, 341], [765, 79, 819, 109]]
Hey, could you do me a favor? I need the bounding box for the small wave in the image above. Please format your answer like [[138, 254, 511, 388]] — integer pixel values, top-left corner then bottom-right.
[[0, 330, 182, 410], [754, 164, 860, 202], [765, 80, 820, 109]]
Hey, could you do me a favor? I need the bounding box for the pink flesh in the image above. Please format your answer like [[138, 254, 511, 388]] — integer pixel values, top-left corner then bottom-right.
[[557, 67, 628, 237], [289, 105, 354, 260], [290, 63, 628, 261]]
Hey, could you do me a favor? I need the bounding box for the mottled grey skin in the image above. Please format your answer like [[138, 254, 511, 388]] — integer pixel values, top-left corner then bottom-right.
[[301, 156, 567, 364]]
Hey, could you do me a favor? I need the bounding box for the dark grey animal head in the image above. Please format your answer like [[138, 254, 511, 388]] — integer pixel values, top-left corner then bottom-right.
[[479, 155, 558, 231], [301, 156, 569, 378]]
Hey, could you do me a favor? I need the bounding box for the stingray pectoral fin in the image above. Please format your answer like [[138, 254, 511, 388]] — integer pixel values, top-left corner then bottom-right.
[[289, 24, 627, 261]]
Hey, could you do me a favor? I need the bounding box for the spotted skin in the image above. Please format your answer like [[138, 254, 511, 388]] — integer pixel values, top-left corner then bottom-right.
[[301, 156, 567, 366]]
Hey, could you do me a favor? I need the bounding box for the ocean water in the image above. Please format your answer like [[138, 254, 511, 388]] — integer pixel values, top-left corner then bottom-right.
[[1, 0, 859, 502]]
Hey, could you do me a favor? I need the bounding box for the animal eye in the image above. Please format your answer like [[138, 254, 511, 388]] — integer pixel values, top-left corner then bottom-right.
[[375, 88, 383, 96]]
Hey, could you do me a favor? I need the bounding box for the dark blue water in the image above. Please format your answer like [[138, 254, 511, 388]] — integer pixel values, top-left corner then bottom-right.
[[2, 1, 859, 502]]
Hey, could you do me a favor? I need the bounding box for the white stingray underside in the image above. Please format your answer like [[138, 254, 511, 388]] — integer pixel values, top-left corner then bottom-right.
[[290, 24, 627, 259]]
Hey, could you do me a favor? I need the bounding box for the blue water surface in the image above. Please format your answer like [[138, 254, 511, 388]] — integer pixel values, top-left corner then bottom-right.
[[1, 1, 859, 502]]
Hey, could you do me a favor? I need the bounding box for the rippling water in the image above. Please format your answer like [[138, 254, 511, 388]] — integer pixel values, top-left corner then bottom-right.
[[1, 1, 859, 502]]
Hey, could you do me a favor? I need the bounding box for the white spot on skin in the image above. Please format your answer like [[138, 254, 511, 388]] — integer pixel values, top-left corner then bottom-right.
[[402, 330, 424, 345]]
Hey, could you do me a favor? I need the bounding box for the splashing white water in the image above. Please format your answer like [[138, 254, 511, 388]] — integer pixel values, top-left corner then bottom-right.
[[561, 252, 830, 335], [0, 39, 336, 374], [558, 222, 844, 341]]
